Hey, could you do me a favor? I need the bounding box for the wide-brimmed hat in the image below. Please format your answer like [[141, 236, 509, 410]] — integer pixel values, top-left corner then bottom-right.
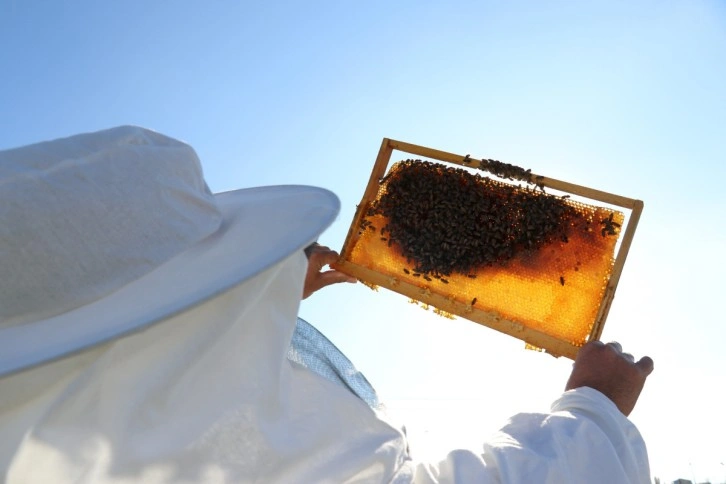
[[0, 126, 340, 378]]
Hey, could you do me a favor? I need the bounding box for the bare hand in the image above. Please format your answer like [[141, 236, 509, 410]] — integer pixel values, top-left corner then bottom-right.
[[302, 243, 357, 299], [565, 341, 654, 416]]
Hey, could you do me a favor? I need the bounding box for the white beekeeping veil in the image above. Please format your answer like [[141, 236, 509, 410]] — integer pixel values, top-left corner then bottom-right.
[[0, 127, 408, 483]]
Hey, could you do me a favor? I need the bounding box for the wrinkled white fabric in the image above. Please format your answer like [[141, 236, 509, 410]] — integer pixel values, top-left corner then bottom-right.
[[405, 386, 651, 483], [0, 250, 650, 483], [0, 252, 407, 483]]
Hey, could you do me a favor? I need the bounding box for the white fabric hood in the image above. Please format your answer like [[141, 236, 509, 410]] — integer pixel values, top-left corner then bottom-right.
[[0, 251, 409, 483]]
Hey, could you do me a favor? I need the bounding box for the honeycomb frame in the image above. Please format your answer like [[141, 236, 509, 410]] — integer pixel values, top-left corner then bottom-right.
[[334, 138, 644, 359]]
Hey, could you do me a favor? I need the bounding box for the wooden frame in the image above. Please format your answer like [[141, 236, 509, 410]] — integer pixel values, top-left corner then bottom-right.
[[335, 138, 643, 359]]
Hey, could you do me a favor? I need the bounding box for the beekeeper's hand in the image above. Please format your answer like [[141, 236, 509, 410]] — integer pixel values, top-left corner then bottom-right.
[[565, 341, 654, 416], [302, 243, 357, 299]]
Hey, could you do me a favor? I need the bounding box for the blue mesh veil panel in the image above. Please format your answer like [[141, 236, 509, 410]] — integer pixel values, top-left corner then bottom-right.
[[287, 317, 381, 410]]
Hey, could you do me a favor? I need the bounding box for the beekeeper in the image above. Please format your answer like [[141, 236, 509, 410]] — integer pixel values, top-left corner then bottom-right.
[[0, 126, 654, 483]]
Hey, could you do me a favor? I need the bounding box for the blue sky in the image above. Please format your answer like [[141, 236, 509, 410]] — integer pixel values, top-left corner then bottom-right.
[[2, 1, 725, 481]]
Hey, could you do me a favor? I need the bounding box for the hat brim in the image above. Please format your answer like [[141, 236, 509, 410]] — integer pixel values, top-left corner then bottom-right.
[[0, 185, 340, 378]]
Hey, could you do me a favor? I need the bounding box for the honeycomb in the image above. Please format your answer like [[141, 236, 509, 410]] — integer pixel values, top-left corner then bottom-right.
[[339, 159, 624, 349]]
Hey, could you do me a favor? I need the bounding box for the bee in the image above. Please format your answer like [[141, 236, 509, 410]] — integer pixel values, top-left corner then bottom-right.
[[471, 297, 477, 305], [600, 212, 621, 237], [560, 276, 565, 286], [403, 268, 410, 275]]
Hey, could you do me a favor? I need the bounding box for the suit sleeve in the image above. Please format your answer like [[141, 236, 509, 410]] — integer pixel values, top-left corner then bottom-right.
[[405, 387, 651, 484]]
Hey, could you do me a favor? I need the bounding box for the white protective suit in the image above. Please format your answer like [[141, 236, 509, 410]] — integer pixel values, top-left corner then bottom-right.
[[0, 250, 651, 483], [0, 126, 650, 483]]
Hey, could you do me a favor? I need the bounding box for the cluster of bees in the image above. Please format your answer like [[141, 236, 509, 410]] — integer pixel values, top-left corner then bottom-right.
[[361, 159, 618, 281], [463, 154, 542, 187]]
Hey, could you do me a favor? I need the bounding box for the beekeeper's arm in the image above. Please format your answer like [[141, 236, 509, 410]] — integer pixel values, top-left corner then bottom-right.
[[408, 341, 654, 484]]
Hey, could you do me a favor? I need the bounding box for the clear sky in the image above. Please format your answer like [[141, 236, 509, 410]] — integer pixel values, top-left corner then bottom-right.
[[1, 1, 724, 481]]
